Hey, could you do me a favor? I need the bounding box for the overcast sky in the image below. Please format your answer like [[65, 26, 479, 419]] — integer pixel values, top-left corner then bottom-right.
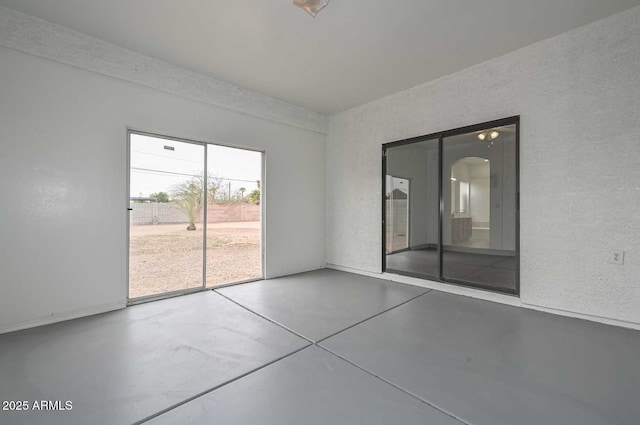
[[130, 133, 261, 198]]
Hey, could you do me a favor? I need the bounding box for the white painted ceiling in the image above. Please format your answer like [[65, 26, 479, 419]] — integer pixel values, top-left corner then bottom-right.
[[1, 0, 639, 114]]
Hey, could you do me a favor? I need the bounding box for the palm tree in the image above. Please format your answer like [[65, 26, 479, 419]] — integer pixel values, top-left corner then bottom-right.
[[248, 189, 260, 205], [239, 187, 246, 201], [170, 177, 203, 230], [206, 173, 223, 204]]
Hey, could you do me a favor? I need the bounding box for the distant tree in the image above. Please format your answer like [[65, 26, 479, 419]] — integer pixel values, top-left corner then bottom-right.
[[239, 187, 246, 201], [170, 177, 203, 230], [149, 192, 170, 203], [247, 189, 260, 205], [206, 173, 223, 204]]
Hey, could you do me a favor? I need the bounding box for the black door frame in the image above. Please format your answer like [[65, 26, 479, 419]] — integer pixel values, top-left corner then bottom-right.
[[382, 116, 520, 296]]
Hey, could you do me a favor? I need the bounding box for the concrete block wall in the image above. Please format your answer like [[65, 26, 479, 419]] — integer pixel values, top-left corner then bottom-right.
[[130, 203, 189, 225], [130, 203, 261, 225], [207, 204, 260, 223]]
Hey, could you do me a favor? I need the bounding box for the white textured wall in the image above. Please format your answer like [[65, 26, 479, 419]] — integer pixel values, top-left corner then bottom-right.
[[0, 46, 326, 333], [0, 6, 327, 134], [327, 6, 640, 327]]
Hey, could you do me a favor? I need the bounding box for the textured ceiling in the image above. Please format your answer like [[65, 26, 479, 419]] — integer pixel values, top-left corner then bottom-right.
[[1, 0, 639, 114]]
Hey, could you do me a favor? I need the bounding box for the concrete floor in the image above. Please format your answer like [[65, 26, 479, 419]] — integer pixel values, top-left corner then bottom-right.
[[1, 269, 639, 425], [386, 249, 516, 291], [217, 268, 428, 342]]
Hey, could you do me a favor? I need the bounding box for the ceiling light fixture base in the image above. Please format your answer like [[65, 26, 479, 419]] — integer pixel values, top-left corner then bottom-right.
[[294, 0, 330, 17]]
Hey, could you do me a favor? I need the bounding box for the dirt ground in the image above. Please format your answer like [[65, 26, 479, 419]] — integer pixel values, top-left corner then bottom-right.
[[129, 221, 261, 299]]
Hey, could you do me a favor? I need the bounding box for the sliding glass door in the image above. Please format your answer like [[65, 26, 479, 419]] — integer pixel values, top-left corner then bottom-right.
[[383, 117, 519, 295], [384, 138, 439, 280], [442, 123, 517, 292], [129, 134, 205, 299], [206, 145, 262, 287], [128, 132, 263, 302]]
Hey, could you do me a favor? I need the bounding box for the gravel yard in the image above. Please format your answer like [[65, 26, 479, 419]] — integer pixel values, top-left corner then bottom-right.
[[129, 221, 261, 299]]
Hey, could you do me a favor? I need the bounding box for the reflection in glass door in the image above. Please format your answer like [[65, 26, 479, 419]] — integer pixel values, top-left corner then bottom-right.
[[383, 117, 518, 295], [442, 124, 517, 293], [129, 134, 205, 299], [385, 176, 410, 253], [384, 138, 440, 280]]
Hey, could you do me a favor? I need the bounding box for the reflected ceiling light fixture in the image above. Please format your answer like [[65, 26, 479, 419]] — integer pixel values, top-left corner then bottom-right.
[[294, 0, 330, 17], [477, 130, 500, 148]]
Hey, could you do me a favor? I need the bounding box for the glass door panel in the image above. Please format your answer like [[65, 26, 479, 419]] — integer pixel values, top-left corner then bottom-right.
[[442, 124, 517, 293], [129, 134, 205, 299], [205, 145, 262, 287], [384, 138, 439, 279]]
